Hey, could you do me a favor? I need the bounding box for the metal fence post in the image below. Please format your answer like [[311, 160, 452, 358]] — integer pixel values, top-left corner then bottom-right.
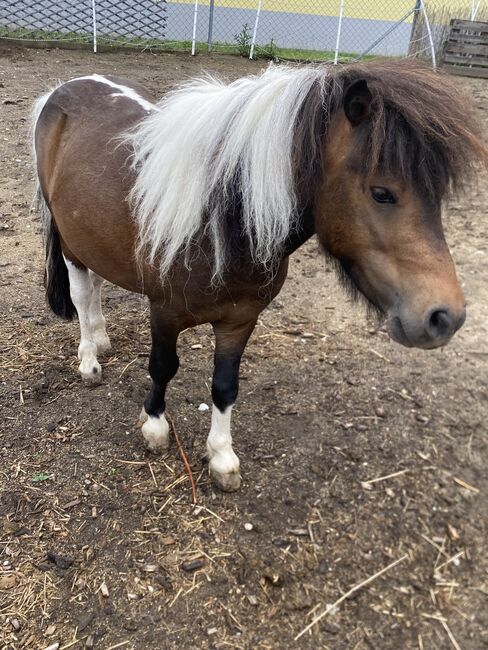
[[191, 0, 199, 55], [408, 0, 422, 57], [207, 0, 215, 52], [472, 0, 482, 20], [419, 0, 436, 69], [249, 0, 262, 60], [91, 0, 97, 53], [333, 0, 345, 64]]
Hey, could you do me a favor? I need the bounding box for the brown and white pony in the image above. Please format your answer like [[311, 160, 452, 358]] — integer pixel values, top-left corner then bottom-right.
[[33, 62, 486, 491]]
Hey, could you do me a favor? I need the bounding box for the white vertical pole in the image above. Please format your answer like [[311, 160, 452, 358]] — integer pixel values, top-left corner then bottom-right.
[[92, 0, 97, 53], [419, 0, 436, 70], [472, 0, 481, 20], [333, 0, 345, 64], [191, 0, 199, 55], [250, 0, 262, 60]]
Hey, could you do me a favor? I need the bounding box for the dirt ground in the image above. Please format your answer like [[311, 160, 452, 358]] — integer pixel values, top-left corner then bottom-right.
[[0, 46, 487, 650]]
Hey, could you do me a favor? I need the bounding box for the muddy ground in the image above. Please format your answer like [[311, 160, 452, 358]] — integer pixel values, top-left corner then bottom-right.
[[0, 46, 487, 650]]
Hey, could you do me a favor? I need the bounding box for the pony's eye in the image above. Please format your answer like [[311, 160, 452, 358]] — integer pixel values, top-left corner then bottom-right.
[[370, 186, 397, 204]]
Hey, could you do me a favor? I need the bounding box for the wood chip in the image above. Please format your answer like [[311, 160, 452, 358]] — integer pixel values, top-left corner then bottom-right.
[[0, 574, 17, 589], [182, 558, 205, 572]]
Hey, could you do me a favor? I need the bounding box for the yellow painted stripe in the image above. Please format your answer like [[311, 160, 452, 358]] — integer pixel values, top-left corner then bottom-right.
[[170, 0, 480, 22]]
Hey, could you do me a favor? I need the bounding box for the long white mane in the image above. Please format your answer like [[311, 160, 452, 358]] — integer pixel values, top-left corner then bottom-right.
[[127, 65, 327, 281]]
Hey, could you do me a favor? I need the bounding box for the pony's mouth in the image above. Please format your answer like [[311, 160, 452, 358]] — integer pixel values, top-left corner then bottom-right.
[[387, 314, 458, 350], [387, 316, 414, 348]]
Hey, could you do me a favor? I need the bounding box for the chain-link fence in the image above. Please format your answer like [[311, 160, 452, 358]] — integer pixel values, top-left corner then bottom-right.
[[0, 1, 487, 64]]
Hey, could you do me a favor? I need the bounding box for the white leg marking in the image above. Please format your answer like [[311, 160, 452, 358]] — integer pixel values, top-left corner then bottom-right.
[[88, 271, 111, 353], [64, 258, 102, 384], [140, 408, 170, 453], [207, 405, 241, 492]]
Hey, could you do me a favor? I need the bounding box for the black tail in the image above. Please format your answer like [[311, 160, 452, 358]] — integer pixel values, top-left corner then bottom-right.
[[36, 187, 77, 320]]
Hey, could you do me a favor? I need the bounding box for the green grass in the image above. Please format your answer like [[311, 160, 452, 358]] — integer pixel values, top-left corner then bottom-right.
[[0, 25, 369, 62]]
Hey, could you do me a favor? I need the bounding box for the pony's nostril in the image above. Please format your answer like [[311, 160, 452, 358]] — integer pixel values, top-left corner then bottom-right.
[[429, 310, 451, 336], [426, 308, 455, 339]]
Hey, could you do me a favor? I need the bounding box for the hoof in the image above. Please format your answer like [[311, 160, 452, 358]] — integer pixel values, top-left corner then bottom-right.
[[141, 410, 169, 453], [210, 467, 242, 492], [79, 359, 102, 385]]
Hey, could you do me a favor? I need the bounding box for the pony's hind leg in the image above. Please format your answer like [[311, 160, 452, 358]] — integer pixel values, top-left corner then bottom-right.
[[64, 257, 103, 384], [207, 319, 256, 492], [88, 270, 111, 354], [140, 304, 180, 452]]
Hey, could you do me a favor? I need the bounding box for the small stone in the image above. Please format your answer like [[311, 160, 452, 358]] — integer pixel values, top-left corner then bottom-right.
[[244, 522, 253, 531], [198, 403, 209, 412], [207, 627, 218, 635], [155, 573, 172, 590], [142, 563, 158, 573], [4, 521, 19, 535], [99, 581, 109, 597], [375, 405, 385, 418], [10, 618, 21, 631], [191, 343, 203, 350], [44, 644, 60, 650], [45, 624, 56, 636], [85, 635, 95, 649], [77, 611, 95, 632], [46, 551, 74, 570]]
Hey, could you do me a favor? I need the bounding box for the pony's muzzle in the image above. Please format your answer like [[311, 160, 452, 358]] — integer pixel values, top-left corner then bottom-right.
[[388, 304, 466, 349]]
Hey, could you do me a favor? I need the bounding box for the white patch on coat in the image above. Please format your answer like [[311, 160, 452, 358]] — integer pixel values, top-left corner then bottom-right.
[[68, 74, 155, 112]]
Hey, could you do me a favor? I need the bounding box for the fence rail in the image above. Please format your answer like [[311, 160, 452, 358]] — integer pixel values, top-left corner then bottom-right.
[[1, 1, 487, 64]]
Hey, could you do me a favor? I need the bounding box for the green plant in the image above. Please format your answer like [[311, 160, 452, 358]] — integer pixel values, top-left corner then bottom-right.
[[32, 472, 51, 483], [256, 38, 278, 61], [234, 23, 251, 58]]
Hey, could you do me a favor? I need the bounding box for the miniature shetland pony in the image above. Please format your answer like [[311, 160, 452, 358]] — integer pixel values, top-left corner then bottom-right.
[[33, 61, 486, 490]]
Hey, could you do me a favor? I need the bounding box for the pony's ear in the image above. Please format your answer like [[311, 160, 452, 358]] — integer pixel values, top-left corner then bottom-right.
[[343, 80, 372, 126]]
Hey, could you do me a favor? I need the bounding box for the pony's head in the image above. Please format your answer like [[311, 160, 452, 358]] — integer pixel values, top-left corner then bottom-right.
[[309, 61, 488, 349]]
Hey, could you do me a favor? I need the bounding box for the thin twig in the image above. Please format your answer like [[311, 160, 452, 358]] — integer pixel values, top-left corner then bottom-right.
[[365, 469, 410, 485], [295, 554, 408, 640], [453, 476, 479, 493], [440, 619, 462, 650], [118, 357, 139, 379], [166, 410, 197, 504]]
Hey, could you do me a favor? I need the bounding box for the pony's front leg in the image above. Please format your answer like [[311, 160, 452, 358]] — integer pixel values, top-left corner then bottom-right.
[[140, 306, 180, 453], [208, 320, 256, 492]]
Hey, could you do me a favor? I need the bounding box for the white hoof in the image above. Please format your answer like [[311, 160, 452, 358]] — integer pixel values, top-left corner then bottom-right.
[[79, 357, 102, 385], [208, 450, 241, 492], [141, 410, 170, 453]]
